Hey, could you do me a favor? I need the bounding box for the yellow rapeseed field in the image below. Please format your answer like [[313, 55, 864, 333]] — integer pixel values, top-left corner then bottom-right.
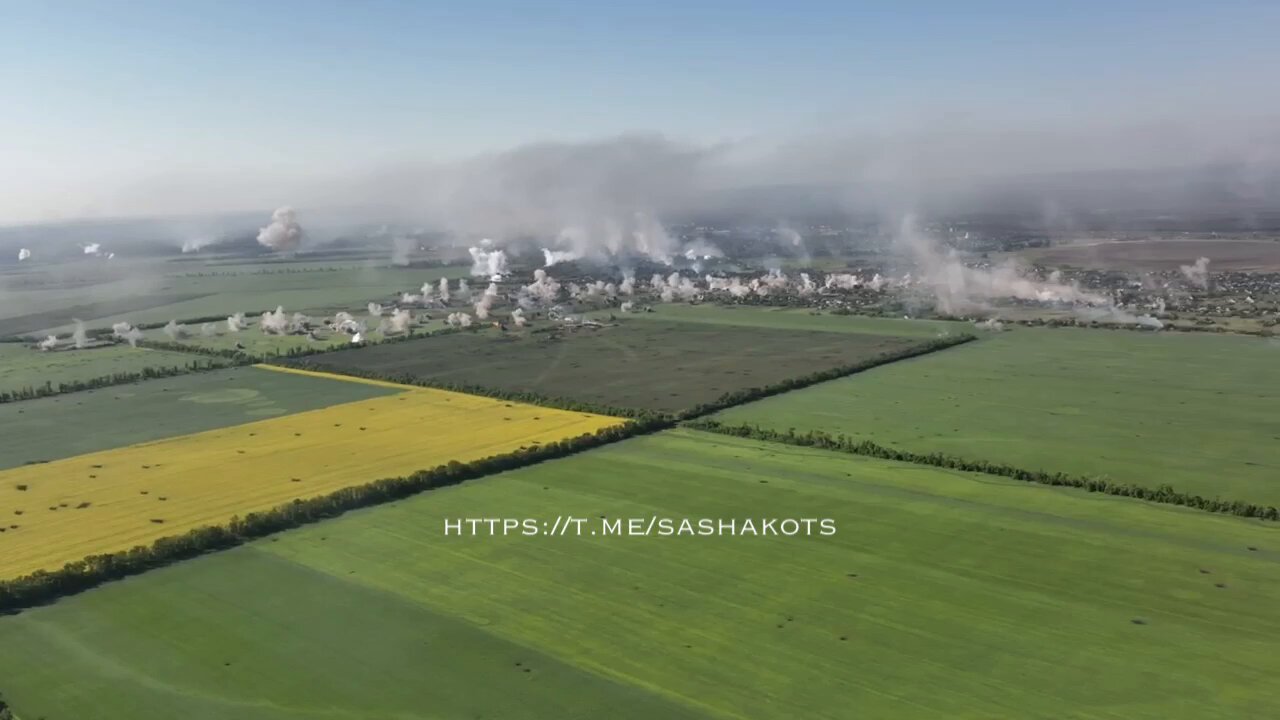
[[0, 367, 623, 579]]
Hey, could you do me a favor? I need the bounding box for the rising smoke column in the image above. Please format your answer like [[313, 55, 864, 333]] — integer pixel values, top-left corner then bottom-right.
[[468, 240, 509, 280], [17, 248, 31, 261], [438, 277, 451, 303], [111, 322, 143, 347], [893, 216, 1108, 314], [256, 207, 304, 253], [1179, 257, 1211, 289], [379, 308, 413, 334], [162, 319, 188, 340], [260, 306, 290, 334], [227, 312, 246, 332], [38, 335, 58, 351], [474, 282, 499, 319], [71, 319, 88, 348]]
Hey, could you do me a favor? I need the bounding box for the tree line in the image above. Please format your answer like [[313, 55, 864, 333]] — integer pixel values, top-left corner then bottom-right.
[[676, 334, 976, 420], [0, 359, 234, 405], [0, 417, 668, 614], [687, 419, 1280, 521]]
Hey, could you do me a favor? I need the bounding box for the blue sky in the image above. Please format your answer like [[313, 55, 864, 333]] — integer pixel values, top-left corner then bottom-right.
[[1, 0, 1277, 223]]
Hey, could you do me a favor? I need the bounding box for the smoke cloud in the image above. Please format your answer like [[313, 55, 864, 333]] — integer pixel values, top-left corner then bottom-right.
[[1179, 257, 1211, 289], [162, 319, 188, 340], [17, 248, 31, 261], [468, 240, 508, 280], [72, 319, 88, 349], [256, 206, 304, 253]]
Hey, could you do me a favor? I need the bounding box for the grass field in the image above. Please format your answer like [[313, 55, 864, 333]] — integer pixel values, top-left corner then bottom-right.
[[0, 366, 401, 470], [715, 327, 1280, 506], [0, 343, 231, 395], [0, 428, 1276, 719], [300, 319, 929, 412], [590, 303, 966, 337], [0, 367, 622, 579]]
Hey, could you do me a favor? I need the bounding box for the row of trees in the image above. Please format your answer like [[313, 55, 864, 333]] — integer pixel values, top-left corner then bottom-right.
[[676, 334, 976, 421], [688, 420, 1280, 521], [0, 359, 233, 405], [0, 417, 667, 613]]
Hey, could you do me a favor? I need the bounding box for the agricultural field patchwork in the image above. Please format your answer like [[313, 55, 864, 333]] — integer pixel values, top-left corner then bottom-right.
[[0, 343, 231, 395], [298, 319, 933, 412], [0, 366, 399, 470], [715, 327, 1280, 506], [0, 429, 1276, 719], [0, 367, 622, 579]]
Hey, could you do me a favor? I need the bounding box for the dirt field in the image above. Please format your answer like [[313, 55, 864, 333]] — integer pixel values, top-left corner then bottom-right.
[[1016, 238, 1280, 271]]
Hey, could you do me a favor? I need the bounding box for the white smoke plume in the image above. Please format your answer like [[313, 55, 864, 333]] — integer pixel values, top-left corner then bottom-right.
[[651, 271, 700, 302], [1179, 256, 1211, 289], [618, 270, 636, 295], [474, 282, 500, 319], [331, 311, 365, 334], [446, 311, 473, 328], [456, 279, 472, 302], [510, 308, 527, 327], [542, 248, 582, 267], [350, 332, 365, 344], [83, 243, 102, 256], [894, 217, 1108, 314], [468, 240, 508, 280], [112, 322, 143, 347], [181, 238, 214, 254], [72, 319, 88, 349], [162, 319, 188, 340], [824, 273, 862, 290], [38, 335, 58, 351], [256, 206, 304, 253], [391, 236, 416, 266], [226, 312, 246, 332], [438, 277, 451, 303], [17, 248, 31, 261], [975, 318, 1007, 331], [620, 301, 635, 313], [260, 306, 290, 334], [200, 322, 218, 337], [521, 269, 561, 306], [380, 308, 413, 334], [367, 302, 384, 318], [1077, 306, 1164, 329]]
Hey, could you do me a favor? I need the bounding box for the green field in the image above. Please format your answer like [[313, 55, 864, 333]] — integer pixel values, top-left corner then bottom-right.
[[716, 327, 1280, 506], [3, 263, 469, 336], [0, 366, 399, 469], [1, 429, 1276, 719], [590, 303, 966, 337], [0, 343, 231, 395], [298, 319, 929, 412]]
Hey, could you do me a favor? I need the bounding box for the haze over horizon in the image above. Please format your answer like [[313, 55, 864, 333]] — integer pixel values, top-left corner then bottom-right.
[[3, 0, 1279, 227]]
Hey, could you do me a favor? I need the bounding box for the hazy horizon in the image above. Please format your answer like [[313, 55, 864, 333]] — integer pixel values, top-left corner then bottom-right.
[[4, 1, 1280, 228]]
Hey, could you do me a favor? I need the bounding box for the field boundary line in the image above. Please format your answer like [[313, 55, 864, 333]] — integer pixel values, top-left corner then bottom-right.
[[685, 420, 1280, 522], [0, 356, 243, 406], [252, 363, 425, 391]]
